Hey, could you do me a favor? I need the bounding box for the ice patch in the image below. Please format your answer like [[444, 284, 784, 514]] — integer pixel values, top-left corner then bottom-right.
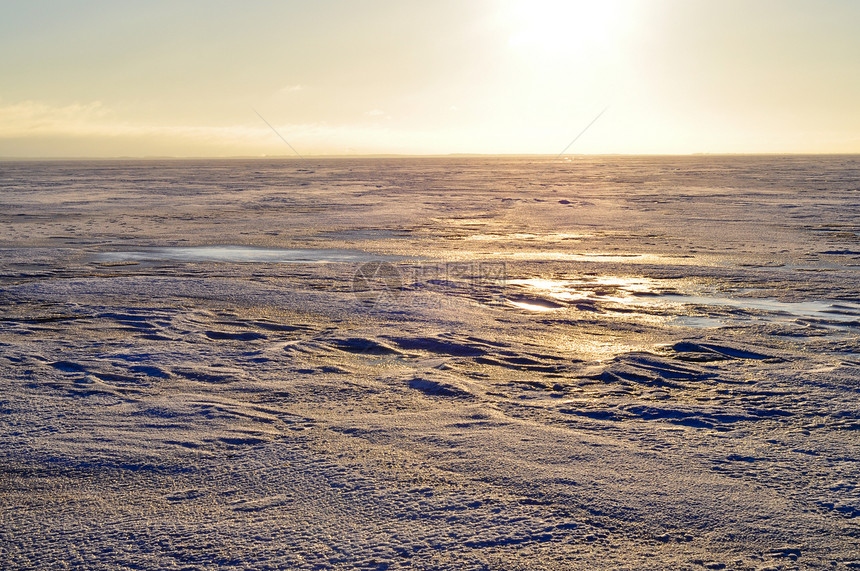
[[669, 315, 724, 328], [504, 274, 860, 329], [665, 294, 860, 327], [93, 246, 399, 264]]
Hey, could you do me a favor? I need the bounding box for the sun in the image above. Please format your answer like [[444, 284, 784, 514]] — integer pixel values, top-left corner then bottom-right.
[[506, 0, 632, 57]]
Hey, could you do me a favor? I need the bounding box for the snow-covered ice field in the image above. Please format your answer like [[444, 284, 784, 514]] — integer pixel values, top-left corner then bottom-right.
[[1, 156, 859, 569]]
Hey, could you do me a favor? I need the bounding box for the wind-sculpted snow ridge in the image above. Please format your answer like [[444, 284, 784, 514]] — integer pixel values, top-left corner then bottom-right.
[[2, 156, 860, 569]]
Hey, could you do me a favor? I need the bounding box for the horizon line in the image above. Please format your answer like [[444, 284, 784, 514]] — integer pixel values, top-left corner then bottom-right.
[[2, 152, 860, 161]]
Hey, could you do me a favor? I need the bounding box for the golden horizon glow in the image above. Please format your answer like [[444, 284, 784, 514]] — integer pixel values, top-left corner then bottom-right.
[[1, 0, 858, 157]]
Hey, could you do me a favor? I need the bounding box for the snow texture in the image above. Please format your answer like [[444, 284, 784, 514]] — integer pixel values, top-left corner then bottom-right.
[[1, 156, 859, 569]]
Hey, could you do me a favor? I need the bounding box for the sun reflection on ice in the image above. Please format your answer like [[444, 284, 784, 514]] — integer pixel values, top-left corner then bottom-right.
[[464, 232, 591, 242], [507, 299, 561, 312], [506, 275, 666, 306], [557, 336, 650, 363]]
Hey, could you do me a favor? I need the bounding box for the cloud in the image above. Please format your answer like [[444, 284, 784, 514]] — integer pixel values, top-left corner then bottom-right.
[[277, 84, 305, 95], [0, 98, 457, 156], [0, 98, 268, 142], [363, 109, 393, 121], [0, 99, 111, 137]]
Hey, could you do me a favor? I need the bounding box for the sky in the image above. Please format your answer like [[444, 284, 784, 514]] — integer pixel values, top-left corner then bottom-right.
[[1, 0, 858, 157]]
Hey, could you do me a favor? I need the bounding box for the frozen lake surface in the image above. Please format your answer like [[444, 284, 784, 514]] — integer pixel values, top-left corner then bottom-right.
[[1, 156, 859, 569]]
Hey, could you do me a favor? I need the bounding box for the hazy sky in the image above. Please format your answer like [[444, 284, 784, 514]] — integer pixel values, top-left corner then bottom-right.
[[1, 0, 858, 156]]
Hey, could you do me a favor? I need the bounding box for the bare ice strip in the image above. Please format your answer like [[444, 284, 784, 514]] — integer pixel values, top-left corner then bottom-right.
[[94, 245, 401, 264]]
